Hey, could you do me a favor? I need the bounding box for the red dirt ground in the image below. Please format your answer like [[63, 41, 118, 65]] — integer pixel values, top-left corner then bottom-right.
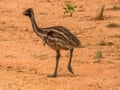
[[0, 0, 120, 90]]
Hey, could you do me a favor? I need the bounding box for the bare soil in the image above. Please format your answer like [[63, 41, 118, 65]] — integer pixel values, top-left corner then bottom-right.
[[0, 0, 120, 90]]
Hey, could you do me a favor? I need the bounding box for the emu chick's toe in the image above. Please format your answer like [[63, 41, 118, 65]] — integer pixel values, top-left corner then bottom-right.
[[68, 66, 74, 74]]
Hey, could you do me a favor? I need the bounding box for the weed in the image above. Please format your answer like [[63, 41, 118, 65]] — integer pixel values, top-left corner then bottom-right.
[[63, 1, 77, 17], [94, 49, 103, 63]]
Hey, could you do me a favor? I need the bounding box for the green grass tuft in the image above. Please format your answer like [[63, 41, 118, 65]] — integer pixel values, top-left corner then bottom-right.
[[63, 1, 77, 17], [94, 49, 103, 63]]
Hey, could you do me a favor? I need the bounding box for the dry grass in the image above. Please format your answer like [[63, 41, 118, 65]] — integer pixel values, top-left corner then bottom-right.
[[94, 49, 103, 63], [106, 22, 120, 28], [97, 40, 114, 46], [95, 5, 105, 20]]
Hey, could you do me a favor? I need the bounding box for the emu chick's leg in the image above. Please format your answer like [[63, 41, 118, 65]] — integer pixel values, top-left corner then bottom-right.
[[68, 48, 74, 74], [48, 50, 60, 77]]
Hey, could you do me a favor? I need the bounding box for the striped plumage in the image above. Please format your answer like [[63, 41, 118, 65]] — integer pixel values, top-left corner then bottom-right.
[[43, 26, 80, 50], [23, 8, 81, 77]]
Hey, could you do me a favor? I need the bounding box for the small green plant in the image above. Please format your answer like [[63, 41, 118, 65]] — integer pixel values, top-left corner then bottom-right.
[[94, 49, 103, 63], [63, 1, 77, 17]]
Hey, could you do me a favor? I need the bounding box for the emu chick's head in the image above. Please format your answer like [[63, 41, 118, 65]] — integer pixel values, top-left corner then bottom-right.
[[23, 8, 34, 17]]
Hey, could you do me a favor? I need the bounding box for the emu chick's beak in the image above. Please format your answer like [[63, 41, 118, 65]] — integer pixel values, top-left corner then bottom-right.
[[23, 11, 28, 16]]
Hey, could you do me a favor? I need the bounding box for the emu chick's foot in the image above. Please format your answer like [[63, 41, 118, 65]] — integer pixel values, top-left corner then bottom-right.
[[68, 66, 74, 74], [47, 74, 57, 78]]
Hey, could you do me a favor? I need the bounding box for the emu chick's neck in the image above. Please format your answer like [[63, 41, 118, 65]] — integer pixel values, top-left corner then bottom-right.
[[29, 14, 44, 38]]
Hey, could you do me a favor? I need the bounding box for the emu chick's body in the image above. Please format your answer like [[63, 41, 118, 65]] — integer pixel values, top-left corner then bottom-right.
[[23, 8, 81, 77], [43, 26, 80, 50]]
